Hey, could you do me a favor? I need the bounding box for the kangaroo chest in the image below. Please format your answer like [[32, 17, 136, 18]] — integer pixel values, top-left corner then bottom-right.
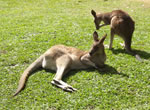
[[69, 54, 89, 70]]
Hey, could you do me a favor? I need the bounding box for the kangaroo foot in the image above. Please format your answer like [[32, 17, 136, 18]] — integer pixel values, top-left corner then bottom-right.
[[120, 43, 125, 47], [51, 79, 77, 92]]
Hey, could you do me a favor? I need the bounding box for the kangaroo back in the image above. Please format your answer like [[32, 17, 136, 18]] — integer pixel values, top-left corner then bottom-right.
[[13, 55, 43, 96], [111, 15, 134, 37]]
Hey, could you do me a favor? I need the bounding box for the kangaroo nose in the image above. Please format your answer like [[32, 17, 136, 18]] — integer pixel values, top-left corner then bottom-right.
[[89, 51, 93, 56], [96, 26, 99, 30]]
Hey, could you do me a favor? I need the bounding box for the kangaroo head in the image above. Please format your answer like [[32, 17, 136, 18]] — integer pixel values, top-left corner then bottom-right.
[[91, 10, 101, 30], [89, 31, 107, 68]]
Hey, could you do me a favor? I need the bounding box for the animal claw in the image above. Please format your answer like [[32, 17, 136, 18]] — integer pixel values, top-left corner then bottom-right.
[[63, 85, 77, 92], [51, 80, 77, 92], [68, 86, 77, 91], [63, 87, 73, 92]]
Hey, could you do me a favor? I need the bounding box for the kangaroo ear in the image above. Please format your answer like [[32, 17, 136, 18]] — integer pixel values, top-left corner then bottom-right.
[[93, 31, 99, 42], [99, 34, 107, 44], [91, 10, 97, 18]]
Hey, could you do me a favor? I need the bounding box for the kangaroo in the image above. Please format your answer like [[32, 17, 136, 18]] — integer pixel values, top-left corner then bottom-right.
[[91, 9, 142, 61], [13, 31, 107, 96]]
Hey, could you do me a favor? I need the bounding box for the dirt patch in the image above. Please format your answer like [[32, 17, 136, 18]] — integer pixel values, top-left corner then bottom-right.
[[135, 0, 150, 8], [0, 50, 7, 54], [137, 0, 150, 4], [142, 0, 150, 3]]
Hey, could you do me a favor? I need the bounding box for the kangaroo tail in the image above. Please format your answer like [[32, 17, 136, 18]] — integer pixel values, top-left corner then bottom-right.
[[13, 55, 43, 96]]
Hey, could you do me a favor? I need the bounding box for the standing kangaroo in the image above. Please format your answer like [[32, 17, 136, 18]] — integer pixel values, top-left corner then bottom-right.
[[91, 10, 141, 61], [13, 31, 107, 96]]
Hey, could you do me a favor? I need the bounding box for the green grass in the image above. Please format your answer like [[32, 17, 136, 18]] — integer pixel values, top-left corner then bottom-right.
[[0, 0, 150, 109]]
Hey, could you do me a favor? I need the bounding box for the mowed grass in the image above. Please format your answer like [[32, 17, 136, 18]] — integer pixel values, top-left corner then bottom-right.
[[0, 0, 150, 109]]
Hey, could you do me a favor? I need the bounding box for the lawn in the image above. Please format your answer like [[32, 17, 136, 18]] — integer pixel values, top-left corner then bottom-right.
[[0, 0, 150, 109]]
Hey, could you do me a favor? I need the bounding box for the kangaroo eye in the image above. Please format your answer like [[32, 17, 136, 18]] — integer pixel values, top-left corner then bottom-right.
[[94, 46, 99, 49]]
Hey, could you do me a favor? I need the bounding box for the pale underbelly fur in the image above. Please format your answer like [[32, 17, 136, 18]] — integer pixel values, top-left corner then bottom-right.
[[42, 57, 57, 71]]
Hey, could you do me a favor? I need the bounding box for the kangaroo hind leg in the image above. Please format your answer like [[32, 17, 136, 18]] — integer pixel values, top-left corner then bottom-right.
[[124, 35, 132, 54], [51, 55, 77, 92]]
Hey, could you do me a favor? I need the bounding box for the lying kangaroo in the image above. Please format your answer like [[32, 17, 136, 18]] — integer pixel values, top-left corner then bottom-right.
[[91, 9, 141, 61], [13, 31, 107, 96]]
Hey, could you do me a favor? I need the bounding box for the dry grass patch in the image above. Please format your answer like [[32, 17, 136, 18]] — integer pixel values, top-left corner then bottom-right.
[[140, 0, 150, 5]]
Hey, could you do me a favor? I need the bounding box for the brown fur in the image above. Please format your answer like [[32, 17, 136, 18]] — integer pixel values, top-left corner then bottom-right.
[[13, 31, 107, 96], [91, 10, 142, 61]]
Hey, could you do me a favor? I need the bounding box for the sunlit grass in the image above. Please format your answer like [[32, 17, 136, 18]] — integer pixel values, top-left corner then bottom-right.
[[0, 0, 150, 109]]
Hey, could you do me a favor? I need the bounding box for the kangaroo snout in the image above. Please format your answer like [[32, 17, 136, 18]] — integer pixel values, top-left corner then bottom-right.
[[96, 26, 99, 30]]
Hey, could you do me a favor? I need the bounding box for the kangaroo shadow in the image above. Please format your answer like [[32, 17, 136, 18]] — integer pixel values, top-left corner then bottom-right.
[[111, 48, 150, 59], [62, 64, 128, 82], [25, 64, 128, 84]]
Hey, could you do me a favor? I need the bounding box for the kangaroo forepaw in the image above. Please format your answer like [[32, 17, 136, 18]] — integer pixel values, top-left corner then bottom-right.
[[120, 43, 125, 47], [105, 45, 113, 50]]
